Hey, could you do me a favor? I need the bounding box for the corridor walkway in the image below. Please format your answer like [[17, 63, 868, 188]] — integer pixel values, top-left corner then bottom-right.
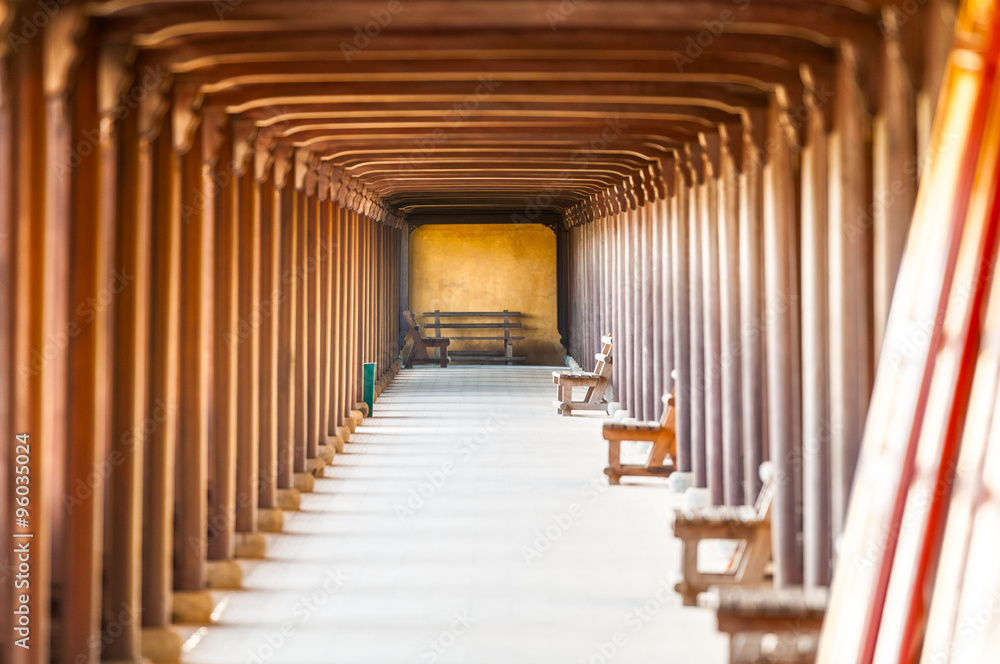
[[178, 367, 727, 664]]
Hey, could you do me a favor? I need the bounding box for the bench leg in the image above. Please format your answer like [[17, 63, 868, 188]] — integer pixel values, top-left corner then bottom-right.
[[439, 348, 448, 368], [605, 440, 622, 485]]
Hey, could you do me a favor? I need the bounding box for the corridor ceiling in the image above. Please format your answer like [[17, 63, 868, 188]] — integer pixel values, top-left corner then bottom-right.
[[63, 0, 911, 221]]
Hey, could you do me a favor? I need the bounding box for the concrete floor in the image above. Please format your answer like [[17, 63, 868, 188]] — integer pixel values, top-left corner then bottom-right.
[[179, 366, 728, 664]]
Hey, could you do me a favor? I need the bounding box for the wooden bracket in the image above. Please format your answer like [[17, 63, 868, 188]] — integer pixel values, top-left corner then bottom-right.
[[273, 144, 293, 190], [172, 84, 201, 155], [698, 131, 721, 180], [254, 131, 276, 184], [232, 118, 257, 176], [200, 106, 228, 168]]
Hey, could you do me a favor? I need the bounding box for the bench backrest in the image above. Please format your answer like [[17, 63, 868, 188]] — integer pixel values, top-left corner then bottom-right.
[[659, 393, 675, 429], [754, 468, 777, 521], [584, 334, 614, 401]]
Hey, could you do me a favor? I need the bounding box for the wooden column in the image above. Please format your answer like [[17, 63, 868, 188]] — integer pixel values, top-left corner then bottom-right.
[[801, 78, 833, 588], [762, 96, 802, 587], [235, 140, 261, 533], [829, 46, 875, 538], [317, 176, 333, 442], [305, 173, 320, 461], [102, 50, 150, 663], [615, 210, 629, 405], [739, 116, 766, 502], [687, 146, 707, 488], [640, 204, 655, 420], [47, 16, 112, 661], [671, 159, 693, 473], [292, 181, 308, 473], [700, 136, 724, 505], [256, 136, 279, 510], [0, 48, 12, 664], [651, 194, 664, 412], [205, 111, 237, 562], [659, 195, 675, 399], [173, 117, 212, 592], [141, 89, 179, 628], [718, 127, 745, 507], [9, 29, 54, 664], [274, 146, 297, 490]]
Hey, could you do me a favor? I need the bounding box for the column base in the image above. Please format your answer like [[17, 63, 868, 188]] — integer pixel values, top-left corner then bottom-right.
[[293, 471, 314, 493], [205, 560, 242, 590], [141, 627, 182, 664], [335, 426, 351, 443], [317, 442, 335, 463], [276, 488, 300, 511], [306, 456, 326, 477], [258, 508, 283, 533], [348, 409, 364, 430], [171, 591, 215, 624], [354, 401, 370, 417], [326, 434, 344, 453], [104, 659, 154, 664], [235, 531, 268, 558]]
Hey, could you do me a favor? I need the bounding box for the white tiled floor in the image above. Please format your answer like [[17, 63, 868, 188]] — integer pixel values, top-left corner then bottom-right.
[[181, 366, 728, 664]]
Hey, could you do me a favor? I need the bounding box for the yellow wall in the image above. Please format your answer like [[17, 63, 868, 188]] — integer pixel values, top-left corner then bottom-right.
[[408, 224, 564, 366]]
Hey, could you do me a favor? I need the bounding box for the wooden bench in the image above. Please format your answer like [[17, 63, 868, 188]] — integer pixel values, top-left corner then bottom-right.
[[421, 310, 526, 364], [706, 586, 828, 664], [551, 334, 613, 416], [602, 393, 676, 484], [402, 310, 450, 368], [673, 464, 776, 606]]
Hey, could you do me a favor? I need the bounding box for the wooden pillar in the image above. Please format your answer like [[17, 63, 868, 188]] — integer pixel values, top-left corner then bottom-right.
[[293, 183, 308, 473], [305, 177, 320, 461], [317, 184, 333, 442], [651, 195, 664, 410], [762, 96, 803, 587], [173, 118, 212, 592], [640, 204, 655, 420], [718, 129, 745, 507], [701, 138, 724, 505], [102, 52, 151, 663], [660, 196, 675, 399], [671, 160, 693, 473], [801, 81, 833, 588], [829, 46, 875, 538], [274, 146, 296, 489], [616, 210, 629, 405], [47, 17, 113, 662], [349, 210, 361, 410], [205, 112, 237, 562], [8, 28, 54, 664], [256, 137, 279, 509], [235, 150, 260, 533], [688, 148, 707, 488], [739, 118, 766, 502], [141, 90, 179, 628]]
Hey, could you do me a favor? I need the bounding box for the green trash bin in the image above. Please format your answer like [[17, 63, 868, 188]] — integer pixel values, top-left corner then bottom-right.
[[363, 362, 376, 416]]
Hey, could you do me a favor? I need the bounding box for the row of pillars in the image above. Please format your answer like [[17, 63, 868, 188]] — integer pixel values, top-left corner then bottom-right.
[[0, 23, 403, 664], [558, 10, 953, 589]]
